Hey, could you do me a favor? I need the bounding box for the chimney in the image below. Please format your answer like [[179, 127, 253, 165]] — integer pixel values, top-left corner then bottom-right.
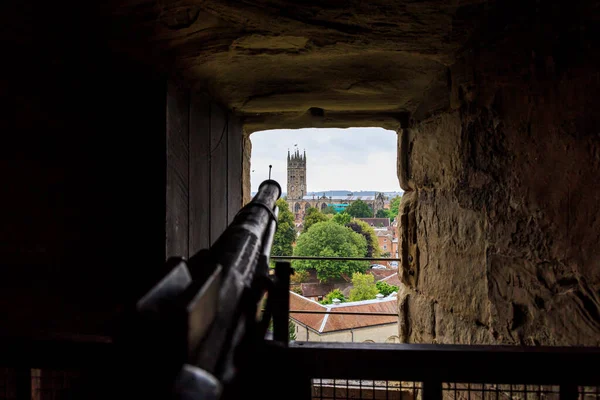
[[375, 293, 384, 300], [332, 298, 341, 304]]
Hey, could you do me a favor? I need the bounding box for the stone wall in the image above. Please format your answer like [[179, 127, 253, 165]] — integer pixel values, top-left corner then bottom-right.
[[397, 4, 600, 346]]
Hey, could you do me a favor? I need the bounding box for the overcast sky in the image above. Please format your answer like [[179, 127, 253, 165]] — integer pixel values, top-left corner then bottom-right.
[[250, 128, 400, 193]]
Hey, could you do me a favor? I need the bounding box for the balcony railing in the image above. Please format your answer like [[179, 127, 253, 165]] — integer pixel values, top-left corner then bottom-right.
[[1, 257, 599, 400], [271, 256, 600, 400], [1, 324, 600, 399], [284, 341, 600, 400]]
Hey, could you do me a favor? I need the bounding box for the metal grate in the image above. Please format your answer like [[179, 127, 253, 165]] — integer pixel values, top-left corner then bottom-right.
[[31, 369, 81, 400], [442, 383, 561, 400], [0, 368, 16, 400], [579, 386, 600, 400], [312, 379, 421, 400]]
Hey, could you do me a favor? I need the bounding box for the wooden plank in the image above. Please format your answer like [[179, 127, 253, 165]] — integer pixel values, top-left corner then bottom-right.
[[210, 102, 229, 244], [165, 81, 189, 259], [227, 114, 243, 223], [189, 92, 211, 255]]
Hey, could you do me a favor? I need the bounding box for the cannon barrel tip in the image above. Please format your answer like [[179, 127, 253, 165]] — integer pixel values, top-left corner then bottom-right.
[[257, 179, 282, 200]]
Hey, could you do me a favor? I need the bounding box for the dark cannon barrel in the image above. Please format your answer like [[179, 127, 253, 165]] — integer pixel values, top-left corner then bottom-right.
[[191, 179, 281, 377], [208, 179, 281, 278], [121, 179, 283, 400]]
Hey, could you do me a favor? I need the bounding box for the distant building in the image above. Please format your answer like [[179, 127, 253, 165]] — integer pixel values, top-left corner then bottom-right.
[[376, 229, 394, 254], [300, 281, 352, 302], [286, 150, 385, 224], [357, 217, 398, 257], [358, 218, 390, 228], [289, 292, 400, 343], [392, 238, 399, 259]]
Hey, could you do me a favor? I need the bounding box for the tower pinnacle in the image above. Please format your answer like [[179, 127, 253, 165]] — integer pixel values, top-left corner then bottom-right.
[[286, 149, 307, 201]]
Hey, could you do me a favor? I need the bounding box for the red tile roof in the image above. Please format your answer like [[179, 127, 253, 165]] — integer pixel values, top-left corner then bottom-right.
[[289, 292, 398, 333], [289, 292, 327, 331], [368, 269, 396, 281], [379, 273, 401, 287]]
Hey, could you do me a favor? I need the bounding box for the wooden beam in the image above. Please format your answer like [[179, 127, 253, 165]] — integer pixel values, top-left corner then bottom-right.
[[166, 82, 190, 259], [227, 115, 243, 223], [209, 103, 228, 244], [189, 92, 211, 254]]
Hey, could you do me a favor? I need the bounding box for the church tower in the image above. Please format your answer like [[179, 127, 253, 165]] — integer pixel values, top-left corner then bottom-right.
[[287, 149, 306, 200]]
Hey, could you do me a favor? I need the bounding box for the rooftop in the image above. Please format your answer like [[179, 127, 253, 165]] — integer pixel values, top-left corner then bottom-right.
[[290, 292, 398, 333], [358, 218, 390, 227], [379, 273, 402, 287]]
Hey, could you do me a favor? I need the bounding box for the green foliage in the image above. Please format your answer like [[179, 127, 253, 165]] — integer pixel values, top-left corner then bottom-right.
[[268, 319, 298, 341], [290, 269, 309, 284], [320, 289, 347, 305], [345, 199, 373, 218], [349, 273, 379, 301], [345, 219, 380, 258], [272, 198, 296, 258], [289, 320, 297, 341], [332, 212, 352, 225], [293, 221, 369, 282], [381, 252, 392, 258], [375, 209, 388, 218], [376, 281, 399, 296], [303, 207, 329, 233], [291, 286, 303, 295], [322, 205, 336, 214], [389, 196, 402, 221]]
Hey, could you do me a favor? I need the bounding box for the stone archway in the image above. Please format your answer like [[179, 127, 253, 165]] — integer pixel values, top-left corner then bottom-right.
[[294, 202, 301, 213], [321, 203, 327, 211], [304, 202, 311, 211]]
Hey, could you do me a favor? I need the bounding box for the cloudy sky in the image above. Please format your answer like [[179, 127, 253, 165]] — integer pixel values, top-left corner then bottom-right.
[[250, 128, 401, 193]]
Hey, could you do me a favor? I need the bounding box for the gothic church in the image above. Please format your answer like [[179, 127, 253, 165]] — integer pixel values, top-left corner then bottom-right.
[[286, 150, 385, 225]]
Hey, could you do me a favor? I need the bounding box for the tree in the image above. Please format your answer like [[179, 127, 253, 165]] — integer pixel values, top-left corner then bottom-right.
[[289, 320, 297, 341], [376, 281, 399, 296], [320, 289, 347, 305], [332, 212, 352, 225], [271, 198, 296, 258], [346, 199, 373, 218], [381, 251, 392, 258], [349, 273, 379, 301], [293, 221, 369, 282], [345, 219, 380, 258], [303, 207, 329, 233], [375, 209, 388, 218], [389, 196, 402, 221], [322, 205, 336, 215], [291, 286, 303, 295], [268, 318, 297, 340], [290, 269, 309, 284]]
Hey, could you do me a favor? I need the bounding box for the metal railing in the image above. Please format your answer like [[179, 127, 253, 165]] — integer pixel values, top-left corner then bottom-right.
[[272, 256, 600, 400], [285, 342, 600, 400], [1, 258, 599, 400], [1, 327, 600, 399], [271, 256, 401, 262]]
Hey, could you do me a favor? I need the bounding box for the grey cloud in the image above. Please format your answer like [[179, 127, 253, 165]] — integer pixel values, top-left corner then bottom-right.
[[250, 128, 400, 192]]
